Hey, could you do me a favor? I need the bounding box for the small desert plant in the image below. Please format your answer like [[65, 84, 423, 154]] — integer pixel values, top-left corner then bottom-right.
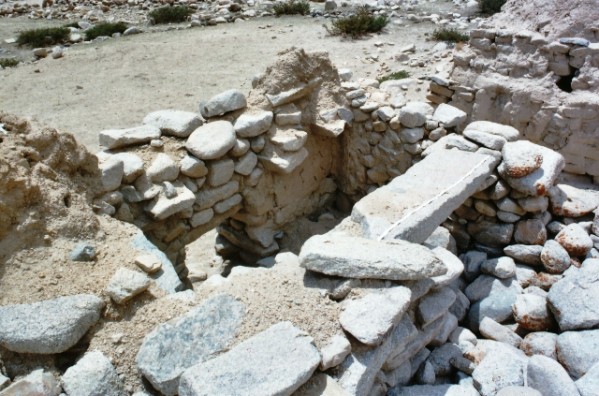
[[432, 27, 469, 43], [378, 70, 410, 83], [85, 22, 128, 40], [328, 7, 388, 38], [480, 0, 506, 15], [17, 27, 70, 47], [0, 58, 19, 68], [63, 21, 81, 29], [273, 0, 310, 16], [149, 5, 193, 24]]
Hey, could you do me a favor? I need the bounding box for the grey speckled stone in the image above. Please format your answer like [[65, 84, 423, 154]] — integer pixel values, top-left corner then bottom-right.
[[0, 294, 103, 354], [472, 341, 528, 396], [62, 351, 125, 396], [136, 294, 245, 395], [299, 234, 446, 281], [548, 261, 599, 331], [340, 287, 411, 345], [0, 369, 60, 396], [179, 321, 320, 396], [557, 329, 599, 379], [527, 355, 580, 396], [577, 361, 599, 396]]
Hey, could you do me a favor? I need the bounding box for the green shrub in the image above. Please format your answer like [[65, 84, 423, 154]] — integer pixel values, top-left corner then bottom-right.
[[149, 5, 193, 24], [273, 0, 310, 16], [480, 0, 506, 15], [432, 27, 469, 43], [85, 22, 128, 40], [0, 58, 19, 68], [329, 7, 388, 38], [378, 70, 410, 83], [63, 21, 81, 29], [17, 27, 70, 47]]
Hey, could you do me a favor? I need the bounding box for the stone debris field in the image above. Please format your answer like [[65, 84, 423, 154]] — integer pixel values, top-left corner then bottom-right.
[[1, 0, 599, 395]]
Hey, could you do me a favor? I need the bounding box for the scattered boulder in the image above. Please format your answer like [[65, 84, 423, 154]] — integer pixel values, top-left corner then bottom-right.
[[178, 322, 320, 395], [105, 267, 151, 304], [136, 294, 245, 395], [62, 351, 125, 396], [527, 355, 580, 396], [0, 369, 60, 396], [200, 89, 247, 118], [0, 294, 103, 354], [557, 329, 599, 379]]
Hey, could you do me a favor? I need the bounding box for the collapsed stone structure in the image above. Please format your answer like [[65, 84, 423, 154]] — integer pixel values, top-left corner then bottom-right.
[[2, 7, 599, 396]]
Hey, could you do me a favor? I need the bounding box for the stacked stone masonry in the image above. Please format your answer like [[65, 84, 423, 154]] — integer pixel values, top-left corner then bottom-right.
[[443, 27, 599, 182]]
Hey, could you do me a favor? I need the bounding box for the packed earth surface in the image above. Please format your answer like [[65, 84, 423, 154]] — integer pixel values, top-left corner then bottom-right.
[[1, 0, 599, 395]]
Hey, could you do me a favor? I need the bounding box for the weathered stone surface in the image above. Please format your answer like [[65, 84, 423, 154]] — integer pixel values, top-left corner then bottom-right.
[[557, 329, 599, 379], [207, 158, 234, 187], [195, 180, 238, 210], [352, 148, 499, 242], [338, 317, 418, 395], [479, 317, 522, 348], [519, 196, 549, 213], [234, 151, 258, 176], [99, 156, 124, 192], [548, 260, 599, 331], [0, 369, 60, 396], [200, 89, 246, 118], [99, 125, 161, 149], [105, 268, 151, 304], [186, 121, 236, 160], [112, 152, 145, 183], [514, 219, 547, 245], [464, 129, 507, 150], [0, 294, 103, 354], [500, 141, 544, 178], [520, 331, 558, 359], [555, 224, 593, 256], [265, 78, 321, 107], [512, 293, 554, 331], [577, 362, 599, 396], [340, 287, 411, 345], [389, 384, 479, 396], [143, 110, 202, 138], [180, 155, 207, 178], [294, 373, 349, 396], [472, 341, 528, 396], [259, 145, 308, 174], [417, 287, 456, 325], [146, 183, 195, 220], [541, 240, 571, 273], [179, 321, 320, 396], [481, 256, 516, 279], [501, 145, 565, 196], [270, 128, 308, 152], [320, 335, 352, 371], [496, 387, 542, 396], [131, 231, 183, 293], [147, 153, 179, 183], [464, 274, 522, 303], [549, 184, 599, 217], [398, 102, 433, 128], [468, 221, 514, 248], [465, 121, 520, 141], [62, 351, 125, 396], [430, 247, 463, 287], [399, 128, 425, 144], [299, 234, 446, 280], [234, 111, 273, 138], [504, 244, 543, 265], [432, 103, 467, 128], [527, 355, 580, 396], [136, 294, 245, 395], [468, 290, 518, 329]]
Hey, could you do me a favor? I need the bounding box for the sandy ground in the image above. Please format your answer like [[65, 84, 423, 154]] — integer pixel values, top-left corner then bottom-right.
[[0, 10, 460, 152]]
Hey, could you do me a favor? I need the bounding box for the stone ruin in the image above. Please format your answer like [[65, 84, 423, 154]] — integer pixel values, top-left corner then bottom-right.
[[2, 11, 599, 396]]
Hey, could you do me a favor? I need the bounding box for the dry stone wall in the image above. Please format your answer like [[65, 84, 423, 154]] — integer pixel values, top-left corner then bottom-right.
[[92, 48, 470, 270], [443, 28, 599, 182]]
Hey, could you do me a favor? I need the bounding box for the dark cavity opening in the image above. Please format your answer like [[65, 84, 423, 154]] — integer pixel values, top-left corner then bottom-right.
[[556, 68, 579, 93]]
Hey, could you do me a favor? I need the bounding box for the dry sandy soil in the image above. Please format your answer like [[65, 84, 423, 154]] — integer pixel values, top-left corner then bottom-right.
[[0, 6, 461, 152]]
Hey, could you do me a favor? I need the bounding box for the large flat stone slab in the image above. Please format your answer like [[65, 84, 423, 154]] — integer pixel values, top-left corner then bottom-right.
[[299, 234, 447, 280], [178, 321, 320, 396], [136, 294, 245, 395], [351, 148, 499, 242], [0, 294, 103, 354]]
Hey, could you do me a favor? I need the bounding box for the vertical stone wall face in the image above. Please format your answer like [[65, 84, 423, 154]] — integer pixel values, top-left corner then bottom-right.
[[444, 28, 599, 182], [93, 49, 473, 268]]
